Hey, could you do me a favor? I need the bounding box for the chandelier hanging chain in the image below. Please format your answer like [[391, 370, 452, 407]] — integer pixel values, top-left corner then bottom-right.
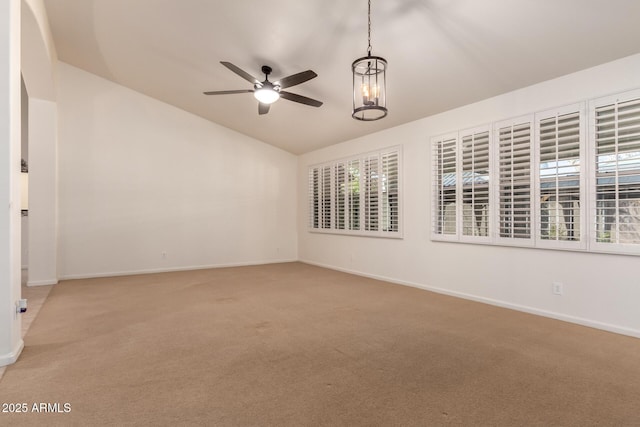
[[367, 0, 372, 56]]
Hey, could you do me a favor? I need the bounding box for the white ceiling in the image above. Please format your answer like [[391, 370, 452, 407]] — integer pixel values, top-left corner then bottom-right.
[[43, 0, 640, 154]]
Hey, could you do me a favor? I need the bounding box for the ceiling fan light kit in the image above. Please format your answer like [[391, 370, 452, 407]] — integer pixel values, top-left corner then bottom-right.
[[253, 88, 280, 104], [352, 0, 388, 121], [253, 65, 280, 104]]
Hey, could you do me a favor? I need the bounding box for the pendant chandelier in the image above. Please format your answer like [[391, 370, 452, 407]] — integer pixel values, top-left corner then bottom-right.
[[352, 0, 387, 121]]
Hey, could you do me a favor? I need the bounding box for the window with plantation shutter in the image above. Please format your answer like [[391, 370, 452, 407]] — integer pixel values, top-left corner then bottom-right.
[[432, 134, 458, 239], [430, 87, 640, 256], [321, 166, 331, 229], [308, 167, 320, 229], [308, 166, 332, 230], [381, 150, 399, 232], [461, 128, 491, 241], [334, 162, 346, 230], [496, 118, 533, 243], [590, 91, 640, 254], [364, 155, 379, 231], [308, 146, 402, 238], [536, 105, 585, 248], [348, 159, 360, 231]]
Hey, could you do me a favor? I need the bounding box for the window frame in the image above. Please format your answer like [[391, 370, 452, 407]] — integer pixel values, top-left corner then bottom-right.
[[492, 116, 536, 247], [308, 146, 403, 239], [534, 103, 587, 251], [588, 89, 640, 256], [431, 88, 640, 256], [459, 125, 493, 244], [431, 132, 460, 242]]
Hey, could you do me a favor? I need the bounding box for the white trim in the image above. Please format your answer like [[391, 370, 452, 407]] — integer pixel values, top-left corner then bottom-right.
[[26, 279, 58, 286], [58, 259, 298, 281], [308, 229, 403, 239], [0, 339, 24, 367], [299, 259, 640, 339]]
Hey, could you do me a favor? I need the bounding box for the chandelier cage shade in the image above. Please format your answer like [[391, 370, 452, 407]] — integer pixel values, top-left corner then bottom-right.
[[352, 55, 387, 121], [352, 0, 387, 121]]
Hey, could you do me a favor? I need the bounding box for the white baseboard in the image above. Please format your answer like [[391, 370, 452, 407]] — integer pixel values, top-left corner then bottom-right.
[[27, 279, 58, 287], [58, 258, 299, 281], [0, 339, 24, 367], [300, 259, 640, 339]]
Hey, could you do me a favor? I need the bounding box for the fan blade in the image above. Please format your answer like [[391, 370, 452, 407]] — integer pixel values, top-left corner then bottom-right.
[[220, 61, 260, 84], [203, 89, 253, 95], [276, 70, 317, 89], [279, 91, 323, 107], [258, 103, 270, 115]]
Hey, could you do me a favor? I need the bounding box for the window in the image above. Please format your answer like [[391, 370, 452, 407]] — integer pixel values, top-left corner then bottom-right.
[[309, 147, 401, 237], [461, 128, 491, 241], [432, 134, 457, 238], [364, 155, 379, 231], [431, 127, 492, 242], [309, 167, 319, 229], [308, 166, 332, 230], [334, 162, 346, 230], [590, 91, 640, 254], [496, 118, 533, 243], [432, 88, 640, 256], [535, 104, 585, 249], [381, 150, 400, 233], [348, 159, 360, 231]]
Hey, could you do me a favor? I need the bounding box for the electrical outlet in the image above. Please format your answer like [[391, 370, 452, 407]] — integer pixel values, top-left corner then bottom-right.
[[161, 251, 167, 259], [552, 282, 564, 296]]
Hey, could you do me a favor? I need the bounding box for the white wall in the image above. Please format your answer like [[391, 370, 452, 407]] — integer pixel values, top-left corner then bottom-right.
[[27, 98, 57, 285], [57, 62, 297, 279], [298, 53, 640, 338]]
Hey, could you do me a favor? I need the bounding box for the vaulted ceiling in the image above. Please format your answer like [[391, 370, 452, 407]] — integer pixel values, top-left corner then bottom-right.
[[43, 0, 640, 154]]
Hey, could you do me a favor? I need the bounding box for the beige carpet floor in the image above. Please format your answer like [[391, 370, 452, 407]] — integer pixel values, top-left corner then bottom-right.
[[1, 262, 639, 426]]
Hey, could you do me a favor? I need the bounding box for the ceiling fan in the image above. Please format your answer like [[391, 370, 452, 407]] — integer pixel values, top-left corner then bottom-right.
[[203, 61, 323, 115]]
